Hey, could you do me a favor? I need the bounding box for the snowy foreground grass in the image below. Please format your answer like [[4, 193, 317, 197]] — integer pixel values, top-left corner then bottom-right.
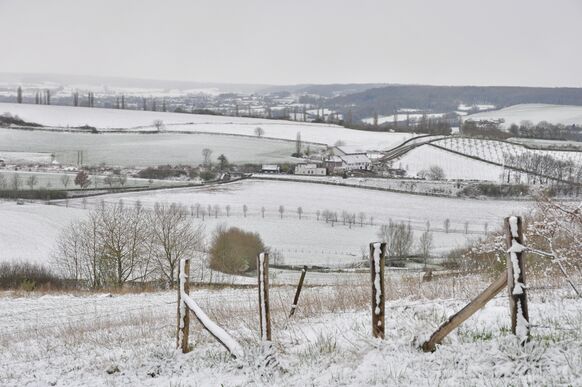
[[1, 274, 581, 386]]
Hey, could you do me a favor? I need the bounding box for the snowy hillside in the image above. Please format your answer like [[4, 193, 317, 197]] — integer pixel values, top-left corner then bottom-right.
[[394, 144, 505, 181], [0, 202, 85, 264], [466, 104, 582, 128], [0, 103, 415, 151]]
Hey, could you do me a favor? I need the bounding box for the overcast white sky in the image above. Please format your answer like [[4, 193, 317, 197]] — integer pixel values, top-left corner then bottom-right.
[[1, 0, 581, 87]]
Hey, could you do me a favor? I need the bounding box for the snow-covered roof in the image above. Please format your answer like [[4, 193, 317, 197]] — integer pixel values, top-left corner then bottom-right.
[[326, 155, 343, 163], [261, 164, 279, 170], [339, 154, 370, 164]]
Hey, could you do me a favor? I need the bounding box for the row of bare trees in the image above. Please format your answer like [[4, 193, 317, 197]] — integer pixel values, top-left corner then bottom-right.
[[377, 220, 434, 264], [0, 173, 39, 191], [53, 201, 203, 288], [502, 152, 582, 188]]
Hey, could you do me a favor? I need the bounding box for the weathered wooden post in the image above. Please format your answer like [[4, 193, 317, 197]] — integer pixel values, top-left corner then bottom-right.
[[505, 216, 530, 343], [257, 252, 271, 341], [177, 257, 190, 353], [289, 265, 307, 318], [370, 242, 386, 339], [421, 271, 507, 352]]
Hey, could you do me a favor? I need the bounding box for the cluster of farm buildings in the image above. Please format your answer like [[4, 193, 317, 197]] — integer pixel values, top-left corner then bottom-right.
[[262, 149, 385, 176]]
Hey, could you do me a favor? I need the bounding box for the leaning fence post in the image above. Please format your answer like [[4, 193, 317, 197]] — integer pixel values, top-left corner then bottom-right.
[[370, 242, 386, 339], [505, 216, 530, 343], [257, 252, 271, 341], [177, 257, 191, 353], [289, 265, 307, 318]]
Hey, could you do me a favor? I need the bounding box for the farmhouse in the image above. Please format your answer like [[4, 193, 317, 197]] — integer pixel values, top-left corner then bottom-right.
[[261, 164, 280, 174], [294, 163, 327, 176], [339, 153, 371, 170], [324, 155, 343, 172]]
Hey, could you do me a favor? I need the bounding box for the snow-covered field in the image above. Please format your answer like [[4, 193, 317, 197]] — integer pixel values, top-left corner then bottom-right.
[[466, 103, 582, 128], [0, 202, 85, 264], [0, 170, 183, 190], [66, 180, 529, 265], [1, 281, 581, 386], [0, 103, 416, 152], [394, 144, 505, 181], [0, 150, 52, 164], [0, 180, 531, 266], [0, 128, 305, 167]]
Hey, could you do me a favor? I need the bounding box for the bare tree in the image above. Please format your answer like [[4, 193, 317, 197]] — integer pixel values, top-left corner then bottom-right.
[[74, 170, 91, 189], [103, 175, 114, 188], [149, 202, 204, 287], [295, 132, 302, 156], [202, 148, 213, 167], [11, 173, 21, 191], [60, 174, 71, 189], [213, 204, 220, 218], [254, 127, 264, 137], [153, 120, 165, 132], [53, 202, 152, 288], [358, 212, 366, 227], [418, 230, 433, 268], [378, 221, 414, 260], [418, 165, 446, 180], [26, 175, 38, 190]]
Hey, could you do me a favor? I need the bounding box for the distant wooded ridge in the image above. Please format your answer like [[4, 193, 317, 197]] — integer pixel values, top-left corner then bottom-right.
[[324, 85, 582, 119]]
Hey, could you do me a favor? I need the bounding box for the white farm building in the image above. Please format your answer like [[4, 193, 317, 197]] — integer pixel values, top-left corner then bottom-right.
[[294, 163, 327, 176]]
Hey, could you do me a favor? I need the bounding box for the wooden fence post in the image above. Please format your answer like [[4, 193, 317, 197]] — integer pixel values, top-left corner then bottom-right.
[[257, 252, 271, 341], [505, 216, 530, 343], [370, 242, 386, 339], [177, 257, 190, 353], [421, 271, 508, 352], [289, 265, 307, 318]]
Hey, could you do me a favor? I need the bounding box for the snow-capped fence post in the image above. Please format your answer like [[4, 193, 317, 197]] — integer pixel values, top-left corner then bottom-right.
[[289, 265, 307, 318], [257, 252, 271, 341], [177, 258, 244, 359], [177, 257, 190, 353], [370, 242, 386, 339], [505, 216, 530, 343]]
